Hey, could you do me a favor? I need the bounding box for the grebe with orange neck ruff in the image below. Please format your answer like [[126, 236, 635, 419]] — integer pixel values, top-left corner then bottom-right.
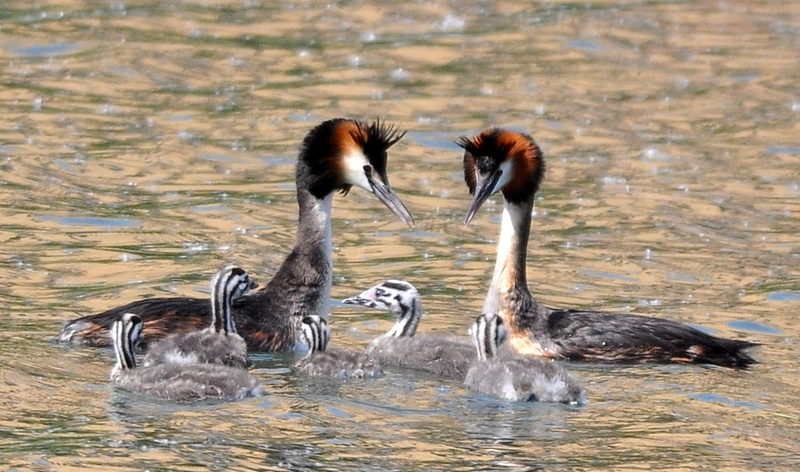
[[58, 118, 414, 352], [460, 128, 757, 368]]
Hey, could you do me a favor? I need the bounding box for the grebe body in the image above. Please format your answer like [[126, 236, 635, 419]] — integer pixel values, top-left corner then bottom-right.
[[142, 266, 255, 369], [58, 119, 413, 351], [343, 280, 476, 380], [460, 129, 757, 368]]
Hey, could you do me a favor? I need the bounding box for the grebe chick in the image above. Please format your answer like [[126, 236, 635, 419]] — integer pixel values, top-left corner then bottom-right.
[[459, 129, 757, 368], [111, 314, 264, 402], [58, 118, 414, 351], [142, 265, 256, 369], [294, 315, 383, 380], [464, 314, 586, 405], [342, 280, 476, 380]]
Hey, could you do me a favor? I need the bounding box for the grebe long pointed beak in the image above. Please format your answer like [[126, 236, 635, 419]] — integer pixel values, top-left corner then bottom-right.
[[365, 167, 414, 226], [464, 168, 504, 225]]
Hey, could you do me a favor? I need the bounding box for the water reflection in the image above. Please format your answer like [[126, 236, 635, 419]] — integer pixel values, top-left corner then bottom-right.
[[1, 0, 799, 470]]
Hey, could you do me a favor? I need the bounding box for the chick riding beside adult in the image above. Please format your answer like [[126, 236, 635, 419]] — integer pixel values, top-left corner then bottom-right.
[[459, 129, 757, 368], [142, 265, 256, 369], [464, 313, 586, 404], [294, 315, 383, 380], [342, 280, 477, 380], [110, 313, 264, 402], [58, 118, 414, 351]]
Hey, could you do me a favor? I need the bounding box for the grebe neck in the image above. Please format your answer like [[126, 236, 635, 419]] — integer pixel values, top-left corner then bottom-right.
[[211, 281, 235, 336], [274, 187, 333, 318], [111, 320, 137, 379], [385, 296, 422, 338], [483, 198, 533, 315]]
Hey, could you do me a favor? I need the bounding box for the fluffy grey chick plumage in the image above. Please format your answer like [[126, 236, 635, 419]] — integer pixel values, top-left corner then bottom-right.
[[111, 313, 264, 402], [142, 265, 255, 369], [464, 314, 586, 405], [343, 280, 477, 380], [294, 315, 383, 380], [366, 334, 475, 380], [114, 362, 264, 402]]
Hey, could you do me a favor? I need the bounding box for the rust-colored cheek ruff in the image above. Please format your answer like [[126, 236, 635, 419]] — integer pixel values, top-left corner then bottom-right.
[[457, 129, 545, 201], [332, 120, 367, 158], [462, 152, 477, 194], [496, 131, 544, 202], [328, 119, 406, 184]]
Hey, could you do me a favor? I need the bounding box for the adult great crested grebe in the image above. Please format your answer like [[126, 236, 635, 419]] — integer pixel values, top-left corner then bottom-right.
[[58, 118, 414, 351], [110, 313, 264, 402], [142, 265, 256, 369], [464, 313, 586, 404], [342, 280, 477, 380], [459, 128, 757, 368], [294, 315, 383, 380]]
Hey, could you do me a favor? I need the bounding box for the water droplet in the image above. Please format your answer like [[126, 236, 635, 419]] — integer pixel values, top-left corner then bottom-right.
[[390, 68, 409, 81], [439, 14, 466, 32], [347, 55, 362, 67]]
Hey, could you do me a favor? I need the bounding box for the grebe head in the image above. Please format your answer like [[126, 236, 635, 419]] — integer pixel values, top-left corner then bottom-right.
[[212, 265, 257, 300], [299, 118, 414, 225], [300, 315, 331, 355], [111, 313, 144, 375], [470, 313, 508, 361], [458, 129, 545, 225], [341, 280, 419, 316], [210, 265, 257, 335]]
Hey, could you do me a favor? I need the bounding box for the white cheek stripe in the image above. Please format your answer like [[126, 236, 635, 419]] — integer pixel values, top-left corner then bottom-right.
[[342, 150, 372, 191], [494, 160, 514, 194]]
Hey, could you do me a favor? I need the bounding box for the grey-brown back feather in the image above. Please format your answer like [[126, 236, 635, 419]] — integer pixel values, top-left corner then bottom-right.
[[113, 362, 263, 402], [142, 330, 250, 369], [367, 334, 476, 380]]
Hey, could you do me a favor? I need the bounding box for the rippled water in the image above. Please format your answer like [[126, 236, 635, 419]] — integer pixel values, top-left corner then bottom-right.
[[2, 0, 799, 470]]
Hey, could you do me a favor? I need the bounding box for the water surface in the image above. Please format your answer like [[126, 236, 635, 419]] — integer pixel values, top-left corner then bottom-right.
[[1, 1, 799, 470]]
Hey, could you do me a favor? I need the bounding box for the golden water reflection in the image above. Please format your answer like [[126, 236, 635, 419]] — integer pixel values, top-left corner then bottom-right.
[[1, 0, 799, 470]]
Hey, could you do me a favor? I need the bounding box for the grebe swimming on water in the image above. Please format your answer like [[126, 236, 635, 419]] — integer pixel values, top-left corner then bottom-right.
[[110, 313, 264, 402], [459, 129, 757, 368], [58, 118, 414, 351], [294, 315, 383, 380], [464, 313, 586, 404], [142, 265, 256, 369], [342, 280, 477, 380]]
